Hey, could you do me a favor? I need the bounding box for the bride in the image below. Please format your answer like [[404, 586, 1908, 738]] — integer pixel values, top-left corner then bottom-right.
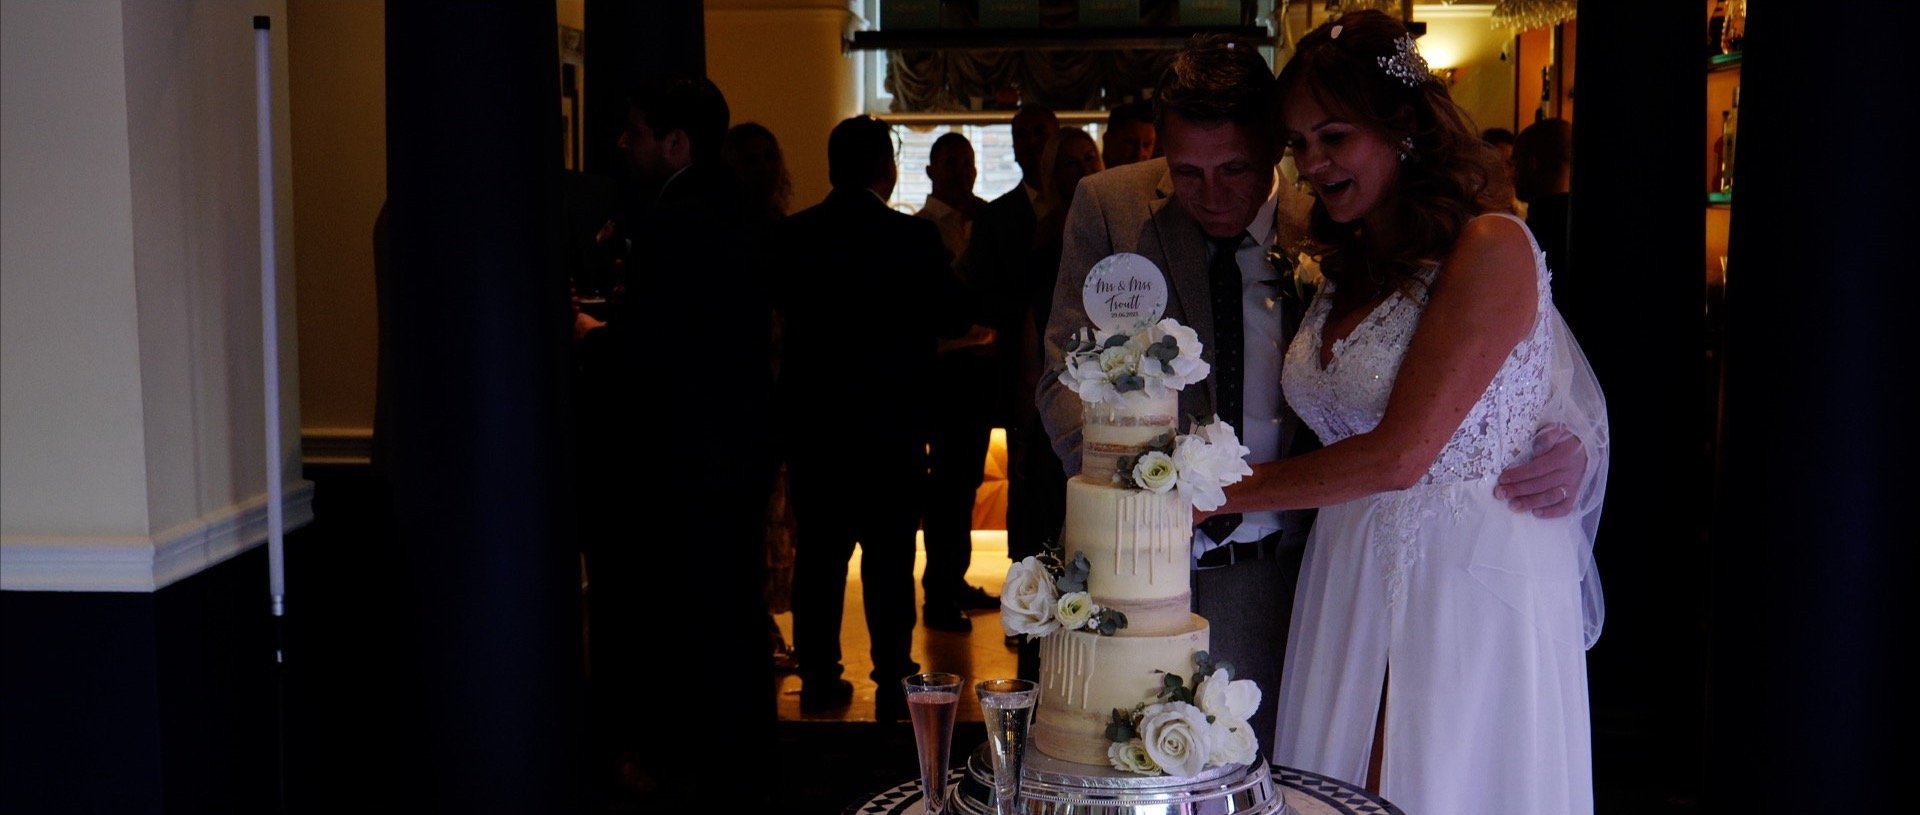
[[1204, 11, 1610, 815]]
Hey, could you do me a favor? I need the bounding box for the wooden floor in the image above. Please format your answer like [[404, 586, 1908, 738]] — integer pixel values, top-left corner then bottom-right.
[[773, 531, 1017, 725]]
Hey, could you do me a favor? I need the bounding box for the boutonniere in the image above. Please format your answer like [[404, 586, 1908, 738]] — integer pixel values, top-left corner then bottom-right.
[[1262, 245, 1325, 303]]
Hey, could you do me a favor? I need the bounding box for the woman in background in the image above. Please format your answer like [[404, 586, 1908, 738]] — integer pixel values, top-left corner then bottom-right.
[[723, 121, 800, 672]]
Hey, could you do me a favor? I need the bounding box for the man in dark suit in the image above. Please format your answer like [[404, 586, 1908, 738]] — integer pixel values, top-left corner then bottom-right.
[[581, 75, 778, 810], [916, 105, 1061, 635], [1037, 36, 1589, 759], [772, 115, 974, 721], [917, 132, 999, 634], [959, 104, 1060, 575]]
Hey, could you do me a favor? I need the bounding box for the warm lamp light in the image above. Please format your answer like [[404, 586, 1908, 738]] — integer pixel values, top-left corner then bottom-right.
[[1414, 32, 1463, 87], [1415, 39, 1460, 73]]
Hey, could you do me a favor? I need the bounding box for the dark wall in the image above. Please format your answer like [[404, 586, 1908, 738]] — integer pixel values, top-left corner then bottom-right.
[[383, 1, 585, 810], [1569, 2, 1711, 812], [1, 548, 280, 814], [1706, 2, 1914, 810]]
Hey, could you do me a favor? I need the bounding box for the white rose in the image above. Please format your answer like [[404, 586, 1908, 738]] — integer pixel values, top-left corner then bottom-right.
[[999, 556, 1061, 638], [1193, 417, 1254, 467], [1132, 451, 1178, 494], [1097, 344, 1139, 376], [1147, 319, 1210, 389], [1107, 739, 1160, 775], [1172, 421, 1254, 511], [1208, 717, 1259, 766], [1137, 702, 1213, 777], [1193, 668, 1262, 723], [1055, 591, 1098, 630], [1061, 356, 1118, 405]]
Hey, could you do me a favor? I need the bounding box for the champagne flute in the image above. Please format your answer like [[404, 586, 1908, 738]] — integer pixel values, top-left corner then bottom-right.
[[902, 672, 963, 815], [975, 678, 1038, 815]]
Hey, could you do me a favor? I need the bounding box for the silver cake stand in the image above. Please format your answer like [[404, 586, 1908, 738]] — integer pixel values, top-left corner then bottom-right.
[[947, 743, 1287, 815]]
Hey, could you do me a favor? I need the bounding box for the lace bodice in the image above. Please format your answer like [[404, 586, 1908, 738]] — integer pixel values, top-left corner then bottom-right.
[[1282, 216, 1555, 486]]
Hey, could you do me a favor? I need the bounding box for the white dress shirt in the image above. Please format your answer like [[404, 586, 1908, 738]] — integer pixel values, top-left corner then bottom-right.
[[1192, 180, 1291, 560]]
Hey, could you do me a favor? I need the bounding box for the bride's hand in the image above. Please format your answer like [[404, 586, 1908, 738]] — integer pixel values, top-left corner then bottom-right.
[[1493, 424, 1586, 518]]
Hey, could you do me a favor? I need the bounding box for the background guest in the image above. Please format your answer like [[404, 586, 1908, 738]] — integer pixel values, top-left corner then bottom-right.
[[723, 121, 802, 673], [958, 103, 1059, 573], [1101, 100, 1158, 168], [723, 121, 794, 228], [584, 74, 777, 810], [773, 115, 974, 721], [1513, 117, 1577, 327], [1481, 126, 1524, 217], [917, 131, 1001, 633], [916, 132, 988, 265]]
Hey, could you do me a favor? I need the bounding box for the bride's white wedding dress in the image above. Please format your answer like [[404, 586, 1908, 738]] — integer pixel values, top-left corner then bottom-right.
[[1272, 213, 1599, 815]]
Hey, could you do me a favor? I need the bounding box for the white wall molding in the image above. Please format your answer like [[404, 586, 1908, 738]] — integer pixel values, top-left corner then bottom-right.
[[0, 482, 314, 593]]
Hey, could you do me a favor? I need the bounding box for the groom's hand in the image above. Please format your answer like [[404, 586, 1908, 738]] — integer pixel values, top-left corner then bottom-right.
[[1493, 424, 1585, 518]]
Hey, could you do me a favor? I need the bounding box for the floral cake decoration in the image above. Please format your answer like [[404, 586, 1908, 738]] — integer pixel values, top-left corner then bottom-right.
[[1001, 542, 1127, 640], [1057, 317, 1210, 408], [1105, 652, 1262, 776]]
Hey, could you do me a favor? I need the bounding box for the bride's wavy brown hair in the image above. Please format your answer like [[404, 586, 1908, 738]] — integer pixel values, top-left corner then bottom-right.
[[1275, 9, 1514, 297]]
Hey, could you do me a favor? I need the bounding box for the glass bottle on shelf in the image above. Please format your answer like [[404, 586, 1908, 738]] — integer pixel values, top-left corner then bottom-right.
[[1728, 109, 1743, 193], [1708, 0, 1730, 56], [1724, 86, 1740, 192], [1722, 0, 1747, 54]]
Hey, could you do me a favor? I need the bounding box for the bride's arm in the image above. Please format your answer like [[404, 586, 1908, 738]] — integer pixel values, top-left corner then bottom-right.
[[1207, 215, 1539, 515]]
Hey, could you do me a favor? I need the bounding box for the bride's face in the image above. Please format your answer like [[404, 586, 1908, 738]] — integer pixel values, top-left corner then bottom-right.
[[1281, 90, 1401, 227]]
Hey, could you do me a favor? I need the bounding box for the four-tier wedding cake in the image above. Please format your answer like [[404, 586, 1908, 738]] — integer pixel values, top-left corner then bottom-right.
[[1001, 284, 1262, 777]]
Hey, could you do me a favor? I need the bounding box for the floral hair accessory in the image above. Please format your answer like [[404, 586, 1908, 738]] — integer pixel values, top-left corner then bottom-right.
[[1377, 32, 1432, 87], [1329, 24, 1343, 39]]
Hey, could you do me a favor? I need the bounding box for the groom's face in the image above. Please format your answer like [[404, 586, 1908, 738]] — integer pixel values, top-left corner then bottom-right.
[[1161, 112, 1277, 240]]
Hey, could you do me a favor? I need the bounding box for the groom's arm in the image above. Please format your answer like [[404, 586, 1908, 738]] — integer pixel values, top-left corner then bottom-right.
[[1494, 424, 1585, 517]]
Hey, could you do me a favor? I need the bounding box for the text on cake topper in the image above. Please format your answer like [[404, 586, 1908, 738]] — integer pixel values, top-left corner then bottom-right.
[[1081, 253, 1168, 334]]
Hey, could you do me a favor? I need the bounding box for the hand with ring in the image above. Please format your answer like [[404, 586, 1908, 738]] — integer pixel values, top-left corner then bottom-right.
[[1492, 424, 1586, 518]]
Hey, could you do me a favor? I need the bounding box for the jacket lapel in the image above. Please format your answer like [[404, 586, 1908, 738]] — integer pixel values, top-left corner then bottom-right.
[[1146, 173, 1220, 419]]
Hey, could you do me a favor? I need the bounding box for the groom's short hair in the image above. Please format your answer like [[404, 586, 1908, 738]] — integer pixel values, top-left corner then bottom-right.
[[1154, 34, 1275, 137]]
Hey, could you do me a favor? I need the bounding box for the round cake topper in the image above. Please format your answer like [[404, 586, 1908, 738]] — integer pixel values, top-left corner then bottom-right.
[[1081, 253, 1168, 334]]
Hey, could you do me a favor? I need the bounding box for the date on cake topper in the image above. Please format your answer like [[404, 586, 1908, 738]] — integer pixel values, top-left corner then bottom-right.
[[1081, 253, 1168, 334]]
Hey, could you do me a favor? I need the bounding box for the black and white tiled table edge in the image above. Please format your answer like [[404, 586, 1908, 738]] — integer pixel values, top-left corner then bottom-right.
[[843, 765, 1405, 815]]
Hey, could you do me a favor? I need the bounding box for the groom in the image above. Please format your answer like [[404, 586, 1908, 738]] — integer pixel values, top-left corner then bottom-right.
[[1037, 35, 1588, 758]]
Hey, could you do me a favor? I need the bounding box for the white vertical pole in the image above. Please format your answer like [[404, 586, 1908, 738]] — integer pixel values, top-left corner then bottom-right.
[[254, 15, 286, 630]]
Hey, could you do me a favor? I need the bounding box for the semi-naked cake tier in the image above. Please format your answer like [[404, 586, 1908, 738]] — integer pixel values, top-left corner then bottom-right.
[[1061, 479, 1193, 635], [1042, 461, 1206, 767], [1080, 391, 1178, 484], [1032, 616, 1210, 766]]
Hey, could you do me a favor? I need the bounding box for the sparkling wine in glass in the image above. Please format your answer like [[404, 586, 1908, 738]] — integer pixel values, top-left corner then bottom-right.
[[903, 672, 962, 815], [975, 678, 1039, 815]]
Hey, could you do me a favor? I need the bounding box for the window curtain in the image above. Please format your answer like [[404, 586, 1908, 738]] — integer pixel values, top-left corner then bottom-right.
[[881, 0, 1222, 113]]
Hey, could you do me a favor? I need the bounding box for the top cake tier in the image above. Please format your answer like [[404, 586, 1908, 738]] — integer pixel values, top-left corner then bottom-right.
[[1080, 390, 1179, 485]]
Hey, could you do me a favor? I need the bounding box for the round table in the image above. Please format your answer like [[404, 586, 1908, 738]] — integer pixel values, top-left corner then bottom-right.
[[843, 764, 1404, 815]]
